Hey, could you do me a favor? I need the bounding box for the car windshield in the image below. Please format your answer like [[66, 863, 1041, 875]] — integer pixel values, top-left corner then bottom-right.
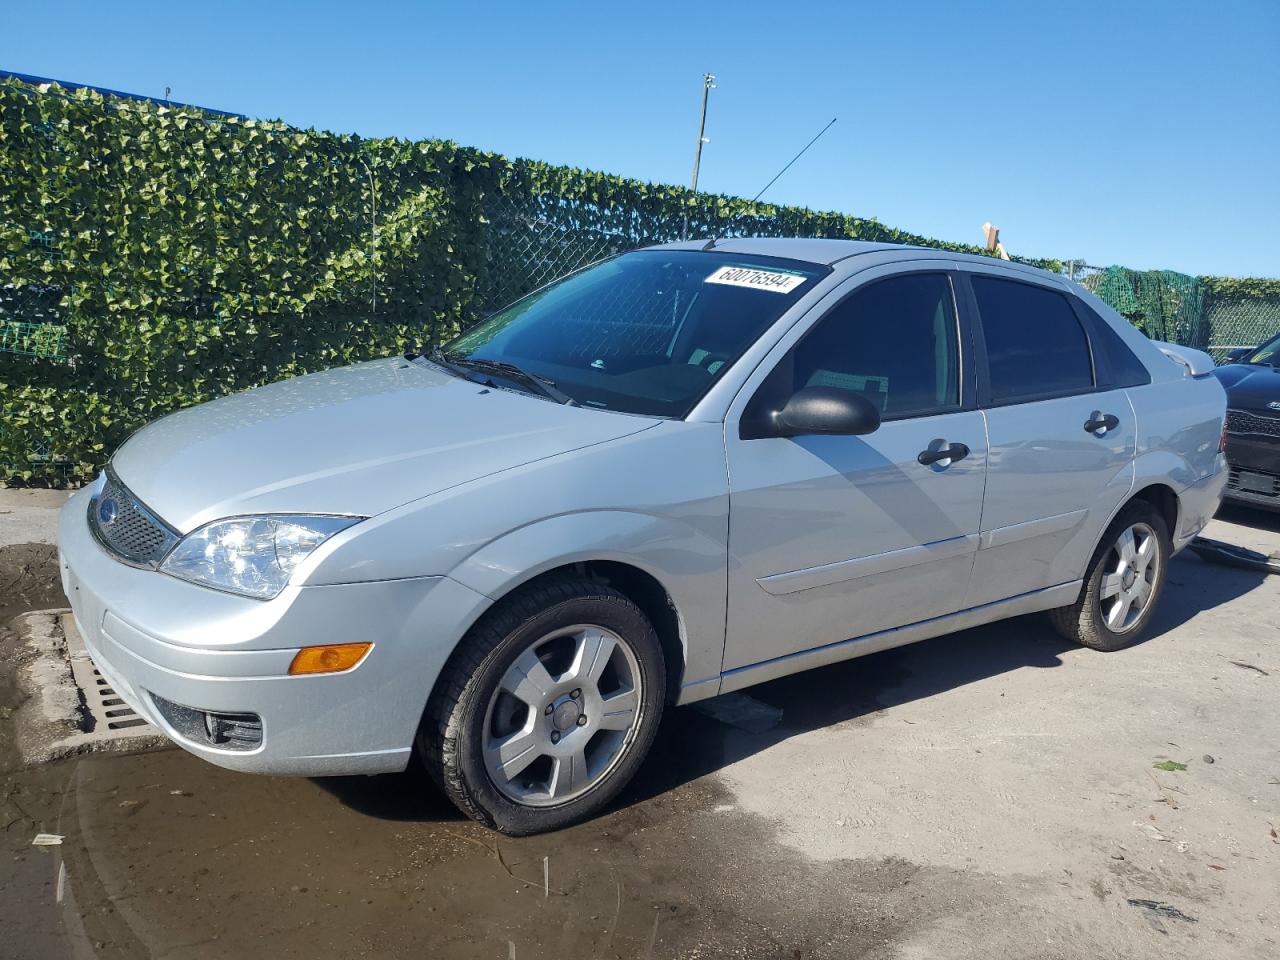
[[1243, 332, 1280, 365], [440, 250, 828, 417]]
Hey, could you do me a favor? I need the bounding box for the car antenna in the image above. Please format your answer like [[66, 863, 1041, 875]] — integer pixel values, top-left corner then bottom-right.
[[701, 117, 837, 252]]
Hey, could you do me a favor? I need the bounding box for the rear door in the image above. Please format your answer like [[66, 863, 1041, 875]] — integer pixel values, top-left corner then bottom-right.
[[960, 268, 1136, 607], [721, 266, 988, 673]]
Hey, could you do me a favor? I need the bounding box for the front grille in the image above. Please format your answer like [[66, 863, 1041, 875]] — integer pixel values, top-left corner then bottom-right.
[[1226, 464, 1280, 499], [88, 470, 179, 567], [1225, 408, 1280, 438]]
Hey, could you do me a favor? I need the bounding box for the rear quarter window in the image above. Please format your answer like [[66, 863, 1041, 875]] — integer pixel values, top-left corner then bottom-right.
[[1073, 299, 1152, 387]]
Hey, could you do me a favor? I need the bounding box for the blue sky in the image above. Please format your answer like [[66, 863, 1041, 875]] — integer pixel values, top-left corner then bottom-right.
[[5, 1, 1278, 277]]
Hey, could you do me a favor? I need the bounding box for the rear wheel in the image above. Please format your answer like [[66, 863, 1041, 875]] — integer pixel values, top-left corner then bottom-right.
[[1050, 502, 1170, 651], [419, 577, 665, 835]]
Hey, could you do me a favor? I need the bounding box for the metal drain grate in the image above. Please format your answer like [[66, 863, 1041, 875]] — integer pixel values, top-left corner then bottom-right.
[[84, 665, 151, 731], [62, 614, 162, 746]]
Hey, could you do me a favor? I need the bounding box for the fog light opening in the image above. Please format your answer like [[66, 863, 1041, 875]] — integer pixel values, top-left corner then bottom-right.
[[288, 642, 372, 676], [148, 693, 263, 751], [204, 710, 264, 748]]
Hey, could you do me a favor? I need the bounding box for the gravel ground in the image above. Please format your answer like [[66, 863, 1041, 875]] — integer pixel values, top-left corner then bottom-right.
[[1, 491, 1277, 959]]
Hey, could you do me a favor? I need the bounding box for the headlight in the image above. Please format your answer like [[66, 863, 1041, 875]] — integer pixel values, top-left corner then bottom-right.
[[160, 515, 363, 599]]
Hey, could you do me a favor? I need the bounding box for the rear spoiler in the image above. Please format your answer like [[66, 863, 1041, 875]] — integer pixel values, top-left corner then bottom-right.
[[1153, 341, 1216, 378]]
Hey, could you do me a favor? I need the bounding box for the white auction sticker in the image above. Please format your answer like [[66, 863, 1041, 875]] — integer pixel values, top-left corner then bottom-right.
[[704, 265, 807, 293]]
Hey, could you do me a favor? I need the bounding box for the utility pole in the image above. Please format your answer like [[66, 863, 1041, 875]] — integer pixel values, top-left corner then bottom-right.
[[690, 73, 716, 192]]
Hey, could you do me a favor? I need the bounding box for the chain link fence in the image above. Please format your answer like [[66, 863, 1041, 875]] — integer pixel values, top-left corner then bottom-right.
[[477, 193, 639, 314], [475, 193, 1280, 361]]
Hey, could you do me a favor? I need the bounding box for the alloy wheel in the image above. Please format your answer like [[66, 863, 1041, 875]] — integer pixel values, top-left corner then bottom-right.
[[1099, 521, 1160, 633], [482, 624, 643, 806]]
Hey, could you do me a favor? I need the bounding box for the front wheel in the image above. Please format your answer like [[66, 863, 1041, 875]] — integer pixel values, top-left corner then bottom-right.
[[419, 577, 665, 835], [1050, 501, 1170, 651]]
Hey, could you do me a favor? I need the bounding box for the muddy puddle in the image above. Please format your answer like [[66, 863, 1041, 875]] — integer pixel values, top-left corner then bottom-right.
[[3, 675, 953, 960], [1, 544, 962, 959]]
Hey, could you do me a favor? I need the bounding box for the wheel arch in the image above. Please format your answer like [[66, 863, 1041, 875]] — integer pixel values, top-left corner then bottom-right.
[[1128, 482, 1180, 540], [442, 509, 727, 702], [489, 560, 686, 705], [1091, 482, 1181, 561]]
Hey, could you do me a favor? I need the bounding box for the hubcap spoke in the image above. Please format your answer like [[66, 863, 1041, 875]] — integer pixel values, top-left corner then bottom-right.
[[502, 649, 557, 708], [1135, 532, 1155, 567], [1100, 572, 1124, 599], [490, 727, 541, 781], [598, 688, 639, 731], [572, 629, 618, 685], [1115, 527, 1137, 564], [1105, 595, 1129, 629], [549, 747, 591, 800]]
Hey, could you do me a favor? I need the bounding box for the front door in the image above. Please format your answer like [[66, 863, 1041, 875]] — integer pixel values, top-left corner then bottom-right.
[[722, 269, 988, 673]]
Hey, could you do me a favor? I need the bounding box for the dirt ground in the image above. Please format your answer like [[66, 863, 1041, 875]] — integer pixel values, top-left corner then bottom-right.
[[2, 490, 1277, 959]]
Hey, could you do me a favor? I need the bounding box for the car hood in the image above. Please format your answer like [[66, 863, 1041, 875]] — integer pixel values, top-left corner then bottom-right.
[[112, 357, 660, 532], [1212, 363, 1280, 412]]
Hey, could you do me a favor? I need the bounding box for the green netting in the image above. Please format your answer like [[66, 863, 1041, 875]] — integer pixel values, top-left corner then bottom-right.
[[0, 319, 66, 359], [1072, 266, 1278, 361], [1078, 268, 1207, 345]]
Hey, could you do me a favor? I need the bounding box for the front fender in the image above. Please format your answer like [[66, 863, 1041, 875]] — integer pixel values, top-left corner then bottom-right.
[[448, 510, 727, 697]]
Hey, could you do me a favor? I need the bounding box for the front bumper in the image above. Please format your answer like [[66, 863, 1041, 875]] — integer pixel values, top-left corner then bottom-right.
[[1223, 472, 1280, 512], [1222, 434, 1280, 511], [58, 487, 490, 776]]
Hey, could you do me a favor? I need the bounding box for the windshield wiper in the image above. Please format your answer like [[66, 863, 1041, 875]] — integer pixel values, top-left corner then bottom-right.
[[430, 349, 578, 406]]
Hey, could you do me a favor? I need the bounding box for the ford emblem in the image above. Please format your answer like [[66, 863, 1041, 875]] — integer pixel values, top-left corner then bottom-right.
[[1268, 401, 1280, 412], [98, 498, 119, 525]]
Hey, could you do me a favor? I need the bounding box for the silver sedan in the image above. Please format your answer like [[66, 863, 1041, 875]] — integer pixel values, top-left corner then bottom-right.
[[59, 238, 1227, 834]]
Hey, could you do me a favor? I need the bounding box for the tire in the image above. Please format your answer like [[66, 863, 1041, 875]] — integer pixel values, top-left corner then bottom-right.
[[418, 576, 666, 835], [1050, 501, 1171, 651]]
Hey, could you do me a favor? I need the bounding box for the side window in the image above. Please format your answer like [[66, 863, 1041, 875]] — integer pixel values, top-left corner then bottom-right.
[[748, 272, 961, 426], [971, 276, 1095, 403], [1074, 298, 1152, 387]]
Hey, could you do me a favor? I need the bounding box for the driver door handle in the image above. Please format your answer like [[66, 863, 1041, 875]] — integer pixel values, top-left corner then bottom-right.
[[1084, 412, 1120, 434], [918, 441, 970, 466]]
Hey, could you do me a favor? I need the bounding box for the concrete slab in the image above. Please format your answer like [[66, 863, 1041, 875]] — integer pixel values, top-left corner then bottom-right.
[[0, 487, 71, 547]]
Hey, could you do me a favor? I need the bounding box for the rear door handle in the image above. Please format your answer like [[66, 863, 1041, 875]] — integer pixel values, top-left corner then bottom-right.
[[1084, 412, 1120, 434], [918, 441, 970, 466]]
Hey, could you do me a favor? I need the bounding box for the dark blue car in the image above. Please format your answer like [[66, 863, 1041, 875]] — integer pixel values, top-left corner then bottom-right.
[[1214, 331, 1280, 511]]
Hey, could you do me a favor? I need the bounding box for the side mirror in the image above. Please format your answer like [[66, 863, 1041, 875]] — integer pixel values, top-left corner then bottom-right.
[[770, 386, 881, 438], [1224, 347, 1253, 364]]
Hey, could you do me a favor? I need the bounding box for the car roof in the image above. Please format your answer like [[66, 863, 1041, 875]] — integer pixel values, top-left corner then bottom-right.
[[650, 237, 901, 265], [649, 236, 1059, 282]]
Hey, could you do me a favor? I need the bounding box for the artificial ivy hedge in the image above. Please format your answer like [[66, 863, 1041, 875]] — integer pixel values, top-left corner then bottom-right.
[[1, 76, 1270, 485], [1, 79, 505, 482]]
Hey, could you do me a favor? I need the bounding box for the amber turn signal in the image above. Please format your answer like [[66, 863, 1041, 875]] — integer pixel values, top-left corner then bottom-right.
[[288, 642, 372, 675]]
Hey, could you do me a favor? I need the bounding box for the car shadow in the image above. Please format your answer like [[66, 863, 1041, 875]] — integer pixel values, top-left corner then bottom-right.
[[314, 549, 1266, 825]]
